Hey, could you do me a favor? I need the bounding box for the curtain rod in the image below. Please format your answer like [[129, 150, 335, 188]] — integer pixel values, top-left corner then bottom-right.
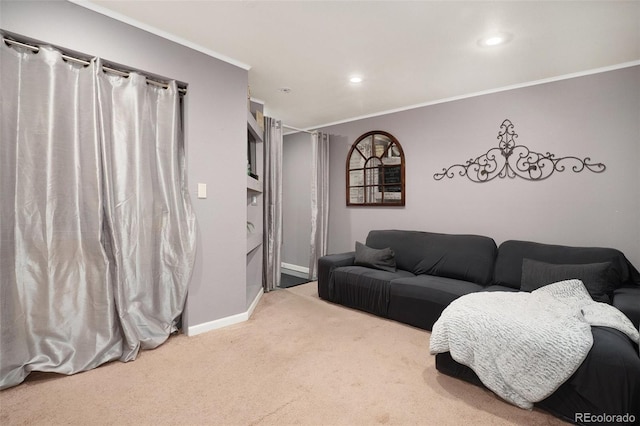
[[2, 36, 187, 95], [283, 124, 316, 135]]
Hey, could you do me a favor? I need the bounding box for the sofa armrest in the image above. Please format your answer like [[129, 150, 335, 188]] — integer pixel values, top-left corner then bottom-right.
[[318, 252, 355, 300], [613, 286, 640, 330]]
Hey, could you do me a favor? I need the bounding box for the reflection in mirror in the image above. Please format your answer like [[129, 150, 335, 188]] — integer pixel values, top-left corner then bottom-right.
[[346, 131, 405, 206]]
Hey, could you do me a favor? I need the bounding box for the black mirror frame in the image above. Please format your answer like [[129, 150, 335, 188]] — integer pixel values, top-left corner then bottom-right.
[[346, 130, 405, 207]]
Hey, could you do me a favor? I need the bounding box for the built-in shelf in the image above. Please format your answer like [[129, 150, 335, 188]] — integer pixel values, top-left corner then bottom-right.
[[247, 110, 263, 143], [247, 175, 263, 193], [247, 232, 263, 254], [247, 102, 264, 307]]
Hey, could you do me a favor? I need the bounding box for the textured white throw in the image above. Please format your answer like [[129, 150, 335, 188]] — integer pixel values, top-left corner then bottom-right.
[[429, 279, 639, 409]]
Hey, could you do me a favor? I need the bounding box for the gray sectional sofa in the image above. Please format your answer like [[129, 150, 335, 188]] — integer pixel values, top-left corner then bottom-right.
[[317, 229, 640, 425], [318, 230, 498, 330]]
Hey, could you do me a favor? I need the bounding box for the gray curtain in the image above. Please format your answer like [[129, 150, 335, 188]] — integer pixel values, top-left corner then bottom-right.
[[309, 132, 330, 280], [262, 117, 283, 292], [0, 43, 196, 389]]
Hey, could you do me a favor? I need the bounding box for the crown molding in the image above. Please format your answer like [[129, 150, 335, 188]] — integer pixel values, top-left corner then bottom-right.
[[313, 61, 640, 130], [68, 0, 251, 71]]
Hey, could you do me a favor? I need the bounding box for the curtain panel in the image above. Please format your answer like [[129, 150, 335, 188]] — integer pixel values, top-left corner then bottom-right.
[[309, 132, 330, 280], [0, 43, 196, 389], [262, 117, 283, 292]]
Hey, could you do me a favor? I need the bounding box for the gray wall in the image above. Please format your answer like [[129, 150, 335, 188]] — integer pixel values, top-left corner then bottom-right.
[[1, 1, 249, 331], [282, 132, 312, 270], [318, 66, 640, 268]]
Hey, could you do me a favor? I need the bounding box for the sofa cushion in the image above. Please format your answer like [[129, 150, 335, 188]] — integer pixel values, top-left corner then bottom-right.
[[390, 274, 484, 305], [436, 326, 640, 423], [613, 286, 640, 329], [331, 266, 414, 316], [387, 275, 484, 330], [354, 241, 396, 272], [521, 259, 616, 303], [493, 240, 638, 290], [482, 285, 519, 293], [365, 230, 497, 285]]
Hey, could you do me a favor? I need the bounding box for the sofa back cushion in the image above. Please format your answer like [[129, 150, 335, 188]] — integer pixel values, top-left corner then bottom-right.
[[520, 258, 617, 303], [494, 240, 639, 290], [365, 230, 497, 286]]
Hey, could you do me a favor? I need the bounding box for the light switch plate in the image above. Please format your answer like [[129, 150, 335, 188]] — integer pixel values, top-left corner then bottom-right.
[[197, 183, 207, 199]]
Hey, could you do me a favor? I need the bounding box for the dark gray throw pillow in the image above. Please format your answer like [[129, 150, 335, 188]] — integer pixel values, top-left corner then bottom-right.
[[521, 258, 616, 303], [354, 241, 396, 272]]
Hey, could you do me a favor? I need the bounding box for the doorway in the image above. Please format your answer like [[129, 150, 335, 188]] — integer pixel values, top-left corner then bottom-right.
[[280, 131, 313, 287]]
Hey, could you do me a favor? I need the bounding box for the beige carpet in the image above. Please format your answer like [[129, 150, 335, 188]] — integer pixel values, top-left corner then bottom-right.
[[0, 282, 566, 425]]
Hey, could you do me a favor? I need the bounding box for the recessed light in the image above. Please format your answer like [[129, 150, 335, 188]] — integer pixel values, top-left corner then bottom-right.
[[478, 32, 512, 47], [278, 87, 292, 94], [349, 76, 363, 84], [484, 36, 504, 46]]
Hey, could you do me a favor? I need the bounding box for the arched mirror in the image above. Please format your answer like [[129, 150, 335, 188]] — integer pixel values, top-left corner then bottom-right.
[[346, 131, 405, 206]]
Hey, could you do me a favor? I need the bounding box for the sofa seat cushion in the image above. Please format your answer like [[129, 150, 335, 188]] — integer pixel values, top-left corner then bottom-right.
[[391, 275, 485, 305], [613, 286, 640, 329], [435, 326, 640, 423], [331, 266, 414, 317], [482, 285, 519, 293], [387, 275, 484, 331], [559, 326, 640, 420]]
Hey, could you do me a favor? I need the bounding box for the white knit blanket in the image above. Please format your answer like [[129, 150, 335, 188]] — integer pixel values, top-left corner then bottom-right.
[[429, 279, 639, 409]]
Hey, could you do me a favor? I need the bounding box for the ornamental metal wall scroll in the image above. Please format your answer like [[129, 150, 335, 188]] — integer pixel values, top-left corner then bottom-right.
[[433, 119, 606, 182]]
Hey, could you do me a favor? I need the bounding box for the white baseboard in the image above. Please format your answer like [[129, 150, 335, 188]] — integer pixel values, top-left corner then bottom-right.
[[281, 262, 309, 278], [186, 288, 264, 336], [247, 287, 263, 318]]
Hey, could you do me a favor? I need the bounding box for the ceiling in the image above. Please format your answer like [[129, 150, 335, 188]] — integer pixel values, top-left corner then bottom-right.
[[82, 1, 639, 130]]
